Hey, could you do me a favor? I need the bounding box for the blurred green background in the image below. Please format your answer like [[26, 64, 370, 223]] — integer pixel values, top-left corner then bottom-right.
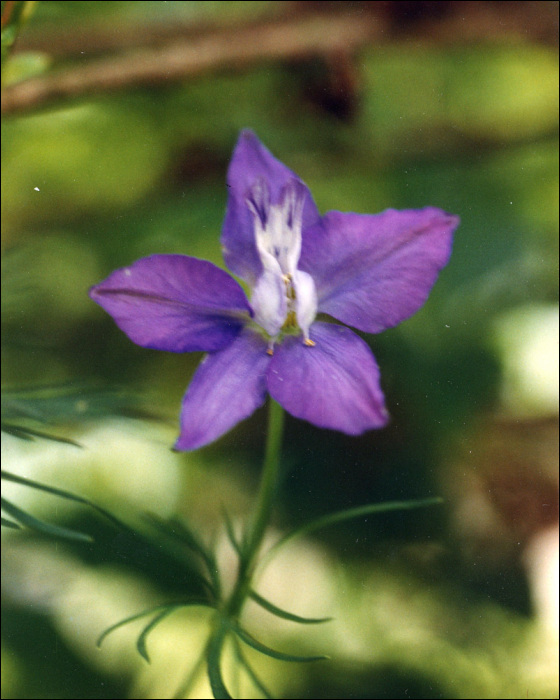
[[1, 1, 558, 698]]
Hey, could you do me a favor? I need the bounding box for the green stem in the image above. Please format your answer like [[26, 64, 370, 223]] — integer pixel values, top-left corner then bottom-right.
[[245, 398, 284, 559], [226, 398, 284, 618]]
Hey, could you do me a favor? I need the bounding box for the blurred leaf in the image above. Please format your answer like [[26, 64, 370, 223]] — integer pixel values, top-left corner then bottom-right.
[[232, 623, 328, 663], [1, 102, 170, 230], [1, 515, 21, 528], [1, 383, 160, 447], [1, 495, 93, 542], [145, 514, 220, 597], [233, 638, 274, 699], [1, 383, 157, 423], [264, 497, 444, 564], [446, 46, 558, 141], [136, 608, 176, 663], [1, 420, 81, 445], [97, 600, 212, 649], [1, 469, 127, 532], [361, 45, 559, 155], [249, 590, 332, 625], [207, 623, 232, 700], [222, 506, 243, 556], [1, 238, 100, 340], [2, 49, 49, 85]]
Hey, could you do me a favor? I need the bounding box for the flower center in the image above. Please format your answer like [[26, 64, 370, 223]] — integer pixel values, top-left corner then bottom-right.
[[246, 179, 317, 350]]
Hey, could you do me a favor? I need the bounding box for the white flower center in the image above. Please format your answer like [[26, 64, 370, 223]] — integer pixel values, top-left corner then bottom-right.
[[246, 179, 317, 349]]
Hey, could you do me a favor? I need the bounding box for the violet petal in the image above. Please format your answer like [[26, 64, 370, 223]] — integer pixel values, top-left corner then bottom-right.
[[267, 322, 388, 434], [222, 130, 320, 285], [175, 329, 270, 450], [89, 254, 251, 353], [300, 207, 459, 334]]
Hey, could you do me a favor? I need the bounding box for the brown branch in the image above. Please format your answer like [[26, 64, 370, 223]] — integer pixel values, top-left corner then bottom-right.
[[2, 2, 558, 117], [1, 13, 382, 116], [15, 1, 560, 59], [14, 13, 274, 58]]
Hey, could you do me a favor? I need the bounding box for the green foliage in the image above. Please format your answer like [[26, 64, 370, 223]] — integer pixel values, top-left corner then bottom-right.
[[0, 420, 81, 444], [1, 1, 37, 68], [1, 515, 21, 528], [249, 590, 332, 625], [262, 497, 444, 567], [97, 601, 212, 662], [231, 623, 328, 663], [1, 468, 129, 541], [232, 639, 274, 700], [1, 494, 93, 541], [145, 514, 221, 601], [207, 622, 233, 700], [2, 2, 558, 699]]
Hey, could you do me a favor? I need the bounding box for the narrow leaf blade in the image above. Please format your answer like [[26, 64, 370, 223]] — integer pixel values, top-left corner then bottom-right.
[[1, 496, 93, 542], [2, 469, 95, 503], [250, 590, 332, 625], [146, 514, 216, 572], [144, 513, 220, 598], [1, 470, 126, 531], [97, 607, 169, 648], [1, 516, 21, 529], [222, 507, 243, 557], [0, 421, 81, 446], [233, 637, 274, 699], [267, 497, 444, 560], [97, 601, 210, 648], [233, 624, 327, 663], [207, 624, 232, 699], [137, 608, 175, 663]]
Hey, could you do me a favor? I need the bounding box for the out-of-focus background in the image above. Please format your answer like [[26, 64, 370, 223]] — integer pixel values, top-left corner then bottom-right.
[[1, 2, 558, 698]]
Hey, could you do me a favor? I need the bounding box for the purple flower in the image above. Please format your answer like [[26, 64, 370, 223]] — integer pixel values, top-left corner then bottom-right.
[[90, 131, 459, 450]]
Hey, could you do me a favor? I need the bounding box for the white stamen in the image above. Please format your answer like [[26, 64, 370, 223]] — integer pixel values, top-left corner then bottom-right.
[[248, 180, 304, 277], [247, 179, 317, 347]]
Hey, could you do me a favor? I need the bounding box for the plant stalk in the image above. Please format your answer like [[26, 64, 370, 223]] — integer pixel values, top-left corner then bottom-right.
[[226, 398, 284, 619]]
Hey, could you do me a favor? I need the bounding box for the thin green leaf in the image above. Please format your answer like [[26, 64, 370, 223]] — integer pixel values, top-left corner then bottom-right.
[[233, 637, 274, 699], [137, 608, 176, 663], [97, 601, 210, 649], [145, 514, 220, 597], [1, 470, 126, 531], [1, 421, 81, 446], [1, 496, 93, 542], [146, 515, 215, 570], [222, 507, 243, 557], [98, 606, 170, 648], [1, 383, 158, 423], [249, 590, 332, 625], [232, 624, 328, 663], [265, 497, 444, 562], [2, 469, 94, 502], [2, 516, 21, 528], [172, 645, 208, 700], [207, 623, 232, 699]]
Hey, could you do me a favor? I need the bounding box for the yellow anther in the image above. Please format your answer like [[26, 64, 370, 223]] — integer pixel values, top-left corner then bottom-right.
[[304, 338, 316, 347], [266, 348, 274, 356]]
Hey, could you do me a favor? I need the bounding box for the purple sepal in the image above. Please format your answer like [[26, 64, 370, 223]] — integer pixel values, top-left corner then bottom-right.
[[300, 208, 459, 334], [267, 322, 388, 434], [175, 329, 270, 450], [89, 254, 251, 353], [222, 130, 320, 285]]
